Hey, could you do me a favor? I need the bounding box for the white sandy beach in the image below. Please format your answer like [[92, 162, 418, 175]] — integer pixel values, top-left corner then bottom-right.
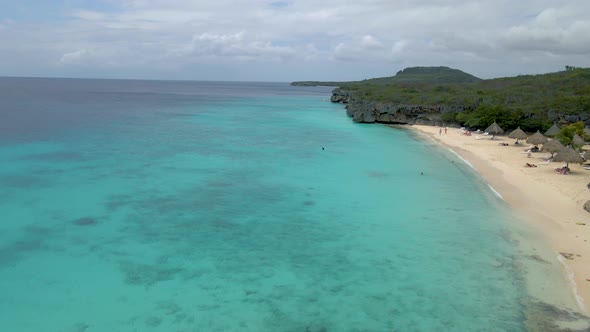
[[410, 125, 590, 316]]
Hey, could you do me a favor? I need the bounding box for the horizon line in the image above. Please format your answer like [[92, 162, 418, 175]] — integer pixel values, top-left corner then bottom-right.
[[0, 75, 296, 84]]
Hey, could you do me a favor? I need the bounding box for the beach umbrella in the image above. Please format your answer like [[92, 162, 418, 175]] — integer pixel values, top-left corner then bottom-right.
[[553, 146, 584, 167], [543, 139, 564, 158], [584, 149, 590, 161], [485, 121, 504, 139], [526, 130, 548, 146], [508, 127, 527, 144], [545, 123, 560, 137], [573, 133, 585, 147]]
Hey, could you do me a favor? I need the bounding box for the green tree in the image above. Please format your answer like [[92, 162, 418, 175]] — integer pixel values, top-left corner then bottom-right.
[[441, 112, 457, 123], [519, 118, 550, 132], [555, 121, 584, 145], [459, 104, 522, 129]]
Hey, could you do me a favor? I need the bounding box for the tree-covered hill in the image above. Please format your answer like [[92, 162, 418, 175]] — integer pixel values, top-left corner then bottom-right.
[[293, 66, 590, 132], [357, 66, 482, 85], [291, 66, 480, 86]]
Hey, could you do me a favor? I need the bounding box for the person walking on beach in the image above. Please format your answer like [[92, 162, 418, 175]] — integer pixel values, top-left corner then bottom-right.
[[444, 127, 447, 134], [439, 128, 442, 135]]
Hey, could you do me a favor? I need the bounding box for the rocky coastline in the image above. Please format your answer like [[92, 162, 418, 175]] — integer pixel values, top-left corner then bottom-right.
[[330, 87, 590, 127], [330, 88, 461, 126]]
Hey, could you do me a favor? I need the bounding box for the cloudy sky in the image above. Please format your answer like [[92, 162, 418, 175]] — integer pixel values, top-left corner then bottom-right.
[[1, 0, 589, 81]]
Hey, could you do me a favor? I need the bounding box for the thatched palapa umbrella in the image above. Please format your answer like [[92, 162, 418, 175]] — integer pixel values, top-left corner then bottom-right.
[[545, 123, 560, 137], [543, 139, 564, 158], [553, 146, 584, 167], [583, 149, 590, 161], [485, 121, 504, 139], [508, 127, 527, 144], [573, 133, 585, 147], [526, 130, 548, 147]]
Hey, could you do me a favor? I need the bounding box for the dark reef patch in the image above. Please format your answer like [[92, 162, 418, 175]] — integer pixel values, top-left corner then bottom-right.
[[206, 179, 234, 188], [527, 254, 551, 265], [72, 322, 90, 332], [0, 225, 53, 267], [20, 151, 85, 162], [144, 316, 162, 327], [104, 194, 136, 212], [0, 174, 50, 188], [524, 300, 590, 331], [72, 217, 98, 226], [112, 167, 150, 180], [120, 261, 185, 287]]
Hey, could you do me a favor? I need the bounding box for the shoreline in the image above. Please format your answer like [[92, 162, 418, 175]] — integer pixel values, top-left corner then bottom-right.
[[406, 125, 590, 317]]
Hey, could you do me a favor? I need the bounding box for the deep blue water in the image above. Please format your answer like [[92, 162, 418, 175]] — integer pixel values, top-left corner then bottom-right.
[[0, 78, 579, 331]]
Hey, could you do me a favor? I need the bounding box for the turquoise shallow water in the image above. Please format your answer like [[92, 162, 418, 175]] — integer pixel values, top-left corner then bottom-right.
[[0, 79, 564, 331]]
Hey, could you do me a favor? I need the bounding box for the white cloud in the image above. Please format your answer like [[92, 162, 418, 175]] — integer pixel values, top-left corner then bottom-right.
[[2, 0, 590, 80], [333, 35, 394, 62], [500, 7, 590, 55], [360, 35, 384, 50], [196, 32, 245, 44], [59, 50, 88, 64], [69, 10, 106, 21], [177, 32, 296, 62]]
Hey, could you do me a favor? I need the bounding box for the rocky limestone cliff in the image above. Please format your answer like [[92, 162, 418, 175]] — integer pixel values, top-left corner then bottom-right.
[[546, 110, 590, 124], [331, 88, 462, 126], [331, 88, 590, 127]]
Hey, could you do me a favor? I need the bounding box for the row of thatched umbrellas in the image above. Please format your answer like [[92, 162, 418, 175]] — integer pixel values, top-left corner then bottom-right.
[[484, 121, 587, 167], [485, 122, 588, 143]]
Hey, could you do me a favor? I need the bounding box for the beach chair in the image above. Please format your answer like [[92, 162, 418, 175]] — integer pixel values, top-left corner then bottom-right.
[[554, 166, 570, 175]]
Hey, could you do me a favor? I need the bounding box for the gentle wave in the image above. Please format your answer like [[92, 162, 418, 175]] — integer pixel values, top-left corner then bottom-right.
[[445, 148, 503, 200], [487, 184, 504, 200], [447, 148, 475, 170], [557, 254, 587, 314]]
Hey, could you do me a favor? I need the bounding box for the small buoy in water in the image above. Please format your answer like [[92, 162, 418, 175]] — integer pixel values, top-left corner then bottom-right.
[[322, 147, 324, 150]]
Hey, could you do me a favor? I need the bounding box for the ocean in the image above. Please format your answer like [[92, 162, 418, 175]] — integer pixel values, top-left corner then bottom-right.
[[0, 78, 584, 331]]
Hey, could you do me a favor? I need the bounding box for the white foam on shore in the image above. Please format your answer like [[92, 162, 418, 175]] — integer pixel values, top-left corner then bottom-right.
[[487, 184, 504, 200], [445, 148, 504, 201], [447, 148, 475, 170], [436, 131, 586, 317], [557, 254, 588, 314]]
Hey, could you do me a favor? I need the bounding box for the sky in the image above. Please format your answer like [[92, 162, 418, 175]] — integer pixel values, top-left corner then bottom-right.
[[1, 0, 590, 82]]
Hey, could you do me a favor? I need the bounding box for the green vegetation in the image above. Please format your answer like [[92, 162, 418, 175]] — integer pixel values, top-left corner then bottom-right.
[[455, 105, 522, 130], [356, 66, 481, 85], [294, 66, 590, 132], [292, 66, 480, 86], [555, 121, 590, 146]]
